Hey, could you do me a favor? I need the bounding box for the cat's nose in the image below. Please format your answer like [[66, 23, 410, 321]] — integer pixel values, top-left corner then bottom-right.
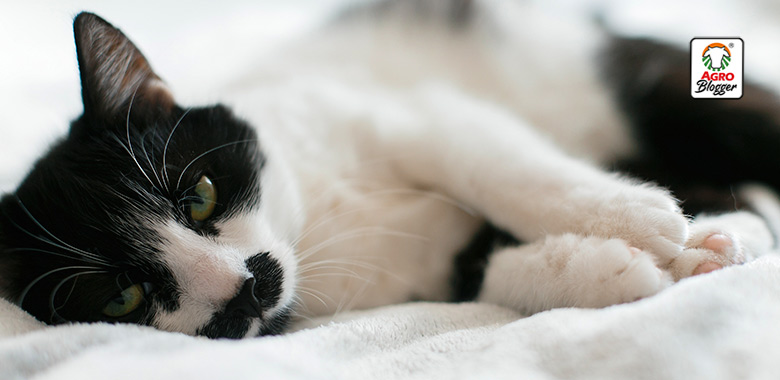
[[224, 278, 263, 318]]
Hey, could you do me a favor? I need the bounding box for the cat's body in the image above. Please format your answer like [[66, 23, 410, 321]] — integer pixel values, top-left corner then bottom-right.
[[223, 3, 641, 316], [1, 1, 778, 338], [224, 1, 775, 316]]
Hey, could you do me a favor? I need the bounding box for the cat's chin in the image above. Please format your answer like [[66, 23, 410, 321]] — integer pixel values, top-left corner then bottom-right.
[[195, 307, 292, 339]]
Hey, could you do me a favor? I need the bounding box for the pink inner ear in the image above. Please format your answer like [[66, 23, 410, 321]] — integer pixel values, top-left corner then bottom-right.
[[74, 12, 175, 119], [142, 78, 176, 111]]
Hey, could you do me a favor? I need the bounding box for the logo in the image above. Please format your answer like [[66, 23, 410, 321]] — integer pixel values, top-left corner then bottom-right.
[[691, 38, 743, 99], [702, 43, 731, 71]]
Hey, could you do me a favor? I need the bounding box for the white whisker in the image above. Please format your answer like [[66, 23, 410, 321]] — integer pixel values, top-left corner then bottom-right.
[[139, 132, 165, 192], [333, 273, 375, 319], [295, 288, 332, 310], [289, 185, 471, 251], [162, 108, 192, 193], [12, 198, 112, 265], [17, 265, 103, 308], [3, 247, 105, 266], [175, 139, 257, 190], [123, 87, 160, 192], [297, 227, 427, 262], [48, 269, 107, 322]]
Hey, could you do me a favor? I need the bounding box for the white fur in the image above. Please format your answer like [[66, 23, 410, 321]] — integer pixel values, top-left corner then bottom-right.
[[479, 234, 672, 314], [161, 1, 775, 322], [154, 220, 251, 334], [219, 0, 683, 317], [153, 184, 299, 335]]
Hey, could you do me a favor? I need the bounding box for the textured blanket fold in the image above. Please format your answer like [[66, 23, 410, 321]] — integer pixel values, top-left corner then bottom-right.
[[2, 256, 779, 380]]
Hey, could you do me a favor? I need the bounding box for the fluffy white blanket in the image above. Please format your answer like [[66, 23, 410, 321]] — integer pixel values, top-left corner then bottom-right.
[[2, 256, 780, 379], [3, 2, 780, 379]]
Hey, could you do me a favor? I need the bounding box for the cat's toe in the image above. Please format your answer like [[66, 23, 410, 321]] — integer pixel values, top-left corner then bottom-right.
[[584, 184, 688, 266], [700, 233, 734, 254], [668, 229, 745, 280], [572, 238, 671, 308], [692, 261, 723, 276]]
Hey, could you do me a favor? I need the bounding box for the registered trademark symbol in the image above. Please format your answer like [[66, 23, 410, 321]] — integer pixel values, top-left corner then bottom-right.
[[729, 43, 734, 48]]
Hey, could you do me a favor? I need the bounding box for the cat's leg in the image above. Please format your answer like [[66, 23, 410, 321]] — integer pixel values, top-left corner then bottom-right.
[[667, 211, 775, 281], [377, 87, 688, 263], [477, 233, 672, 314]]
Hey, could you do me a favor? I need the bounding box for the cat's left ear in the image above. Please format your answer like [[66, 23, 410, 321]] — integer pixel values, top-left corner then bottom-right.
[[73, 12, 175, 124]]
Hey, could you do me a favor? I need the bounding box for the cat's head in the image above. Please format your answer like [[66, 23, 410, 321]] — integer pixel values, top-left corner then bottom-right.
[[0, 13, 302, 338]]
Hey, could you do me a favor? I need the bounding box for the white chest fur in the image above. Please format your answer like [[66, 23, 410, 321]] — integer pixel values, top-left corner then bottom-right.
[[229, 81, 482, 316]]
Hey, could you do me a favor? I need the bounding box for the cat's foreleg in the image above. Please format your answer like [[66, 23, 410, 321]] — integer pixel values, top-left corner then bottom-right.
[[378, 87, 688, 263], [477, 234, 672, 314], [475, 211, 774, 314]]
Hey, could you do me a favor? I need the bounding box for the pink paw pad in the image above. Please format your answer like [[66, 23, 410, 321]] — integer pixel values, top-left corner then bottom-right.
[[692, 262, 723, 276], [701, 233, 732, 254]]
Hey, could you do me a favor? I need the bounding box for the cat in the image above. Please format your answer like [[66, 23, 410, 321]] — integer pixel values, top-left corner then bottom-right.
[[0, 1, 778, 339]]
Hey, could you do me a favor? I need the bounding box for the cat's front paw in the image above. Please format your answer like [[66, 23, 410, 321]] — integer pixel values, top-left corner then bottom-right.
[[668, 232, 743, 281], [565, 237, 672, 308], [581, 182, 688, 266], [667, 211, 770, 281]]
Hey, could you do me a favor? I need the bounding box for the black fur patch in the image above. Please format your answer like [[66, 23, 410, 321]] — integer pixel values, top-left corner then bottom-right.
[[0, 13, 267, 339], [200, 306, 291, 339], [245, 252, 284, 311], [451, 222, 519, 302], [603, 36, 780, 215], [197, 311, 253, 340]]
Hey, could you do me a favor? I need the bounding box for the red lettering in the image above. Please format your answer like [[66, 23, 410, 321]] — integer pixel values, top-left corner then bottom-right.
[[700, 72, 736, 82]]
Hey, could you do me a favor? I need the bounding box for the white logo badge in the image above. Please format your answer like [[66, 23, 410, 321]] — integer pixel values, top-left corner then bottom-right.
[[691, 38, 743, 99]]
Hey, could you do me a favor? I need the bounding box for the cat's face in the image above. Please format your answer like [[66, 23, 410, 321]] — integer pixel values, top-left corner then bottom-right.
[[0, 13, 301, 338]]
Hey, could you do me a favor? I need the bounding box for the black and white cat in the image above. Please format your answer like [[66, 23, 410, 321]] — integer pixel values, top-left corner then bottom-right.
[[1, 1, 778, 339]]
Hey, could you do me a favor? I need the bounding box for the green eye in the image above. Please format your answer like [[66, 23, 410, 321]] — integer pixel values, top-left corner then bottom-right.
[[102, 284, 144, 318], [190, 175, 217, 222]]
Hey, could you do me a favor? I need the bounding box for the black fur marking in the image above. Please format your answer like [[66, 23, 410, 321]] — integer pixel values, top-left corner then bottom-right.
[[245, 252, 284, 311], [451, 222, 519, 302], [0, 101, 263, 327], [603, 36, 780, 215], [192, 252, 285, 338], [0, 13, 266, 338], [196, 312, 253, 340]]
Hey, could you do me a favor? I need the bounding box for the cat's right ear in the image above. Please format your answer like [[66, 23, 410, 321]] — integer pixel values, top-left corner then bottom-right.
[[73, 12, 175, 127]]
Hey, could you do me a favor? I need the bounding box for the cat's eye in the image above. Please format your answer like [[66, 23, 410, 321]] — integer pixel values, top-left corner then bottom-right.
[[190, 175, 217, 222], [102, 283, 145, 318]]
